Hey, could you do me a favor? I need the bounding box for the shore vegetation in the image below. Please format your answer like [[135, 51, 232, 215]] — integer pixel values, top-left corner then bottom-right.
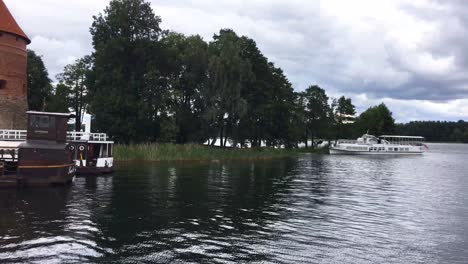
[[114, 144, 326, 162]]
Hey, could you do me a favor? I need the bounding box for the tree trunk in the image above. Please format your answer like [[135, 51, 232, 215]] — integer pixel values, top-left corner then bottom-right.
[[223, 133, 228, 147], [311, 133, 315, 149], [219, 126, 223, 147]]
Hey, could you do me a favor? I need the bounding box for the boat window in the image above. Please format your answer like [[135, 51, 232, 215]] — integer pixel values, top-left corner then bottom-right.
[[102, 144, 108, 158], [30, 116, 55, 129], [108, 144, 112, 157]]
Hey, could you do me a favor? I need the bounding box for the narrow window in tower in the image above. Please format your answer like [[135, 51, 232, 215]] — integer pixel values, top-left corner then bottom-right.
[[0, 80, 6, 89]]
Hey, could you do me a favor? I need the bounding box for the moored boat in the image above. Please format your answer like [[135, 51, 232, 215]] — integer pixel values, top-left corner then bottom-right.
[[0, 111, 76, 187], [67, 131, 114, 175], [330, 134, 427, 155], [0, 116, 114, 176]]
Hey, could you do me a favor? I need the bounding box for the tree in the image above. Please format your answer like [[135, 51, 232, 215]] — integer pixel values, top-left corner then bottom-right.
[[56, 56, 92, 131], [302, 85, 330, 147], [161, 32, 209, 143], [89, 0, 163, 143], [27, 50, 52, 111], [236, 36, 279, 147], [336, 96, 356, 120], [204, 29, 252, 147], [262, 64, 297, 147], [334, 96, 356, 139], [46, 84, 69, 113], [356, 103, 395, 135]]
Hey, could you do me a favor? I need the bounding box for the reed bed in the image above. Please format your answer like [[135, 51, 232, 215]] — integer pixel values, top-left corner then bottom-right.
[[113, 144, 304, 162]]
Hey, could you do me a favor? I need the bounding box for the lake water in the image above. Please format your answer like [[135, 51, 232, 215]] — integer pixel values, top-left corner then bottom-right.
[[1, 143, 468, 263]]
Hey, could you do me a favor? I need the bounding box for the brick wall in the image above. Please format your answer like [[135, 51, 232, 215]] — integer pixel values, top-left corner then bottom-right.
[[0, 32, 28, 129]]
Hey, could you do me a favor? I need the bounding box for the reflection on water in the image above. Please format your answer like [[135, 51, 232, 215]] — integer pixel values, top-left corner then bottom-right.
[[1, 143, 468, 263]]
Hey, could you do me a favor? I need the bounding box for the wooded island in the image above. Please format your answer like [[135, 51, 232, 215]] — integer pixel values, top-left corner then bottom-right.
[[25, 0, 468, 153]]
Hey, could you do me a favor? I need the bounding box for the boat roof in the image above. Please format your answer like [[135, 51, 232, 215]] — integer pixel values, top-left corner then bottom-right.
[[379, 135, 425, 139]]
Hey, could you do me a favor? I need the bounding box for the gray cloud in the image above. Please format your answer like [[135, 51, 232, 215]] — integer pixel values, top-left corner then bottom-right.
[[4, 0, 468, 121]]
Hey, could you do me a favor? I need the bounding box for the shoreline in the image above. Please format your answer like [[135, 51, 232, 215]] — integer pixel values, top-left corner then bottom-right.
[[113, 144, 328, 162]]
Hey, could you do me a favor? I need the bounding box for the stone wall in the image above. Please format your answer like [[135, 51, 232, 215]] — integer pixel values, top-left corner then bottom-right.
[[0, 32, 28, 129]]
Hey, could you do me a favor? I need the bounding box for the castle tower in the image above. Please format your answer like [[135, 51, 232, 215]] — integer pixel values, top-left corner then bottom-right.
[[0, 0, 30, 129]]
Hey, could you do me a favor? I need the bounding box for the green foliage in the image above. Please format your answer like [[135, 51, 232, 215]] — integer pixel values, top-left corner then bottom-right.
[[160, 32, 209, 143], [356, 103, 395, 135], [396, 120, 468, 142], [56, 56, 92, 131], [300, 85, 330, 146], [336, 96, 356, 117], [27, 50, 52, 111], [205, 29, 251, 147], [89, 0, 163, 143], [46, 84, 69, 113], [333, 96, 356, 139]]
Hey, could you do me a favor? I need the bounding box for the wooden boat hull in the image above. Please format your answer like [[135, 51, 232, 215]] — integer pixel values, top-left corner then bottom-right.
[[17, 164, 75, 186]]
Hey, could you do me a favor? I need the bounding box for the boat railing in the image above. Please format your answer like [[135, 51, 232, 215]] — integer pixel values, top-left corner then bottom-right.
[[0, 148, 18, 162], [337, 139, 358, 144], [0, 130, 27, 141], [66, 132, 110, 142], [0, 129, 110, 142], [386, 141, 424, 146], [338, 139, 357, 144]]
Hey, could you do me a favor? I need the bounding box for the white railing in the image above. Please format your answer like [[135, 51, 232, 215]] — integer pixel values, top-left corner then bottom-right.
[[0, 129, 111, 142], [66, 132, 109, 142], [337, 139, 358, 144], [0, 130, 27, 141], [0, 148, 18, 161]]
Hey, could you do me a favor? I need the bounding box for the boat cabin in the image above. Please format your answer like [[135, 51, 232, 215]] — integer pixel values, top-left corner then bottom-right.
[[379, 135, 425, 146], [16, 111, 76, 186]]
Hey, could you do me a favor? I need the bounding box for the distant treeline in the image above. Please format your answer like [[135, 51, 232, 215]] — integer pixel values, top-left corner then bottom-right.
[[396, 121, 468, 143], [25, 0, 463, 147]]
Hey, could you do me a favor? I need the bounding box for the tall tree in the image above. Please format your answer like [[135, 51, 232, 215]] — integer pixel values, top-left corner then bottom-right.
[[356, 103, 395, 135], [204, 29, 252, 147], [263, 64, 297, 147], [89, 0, 163, 143], [56, 56, 92, 131], [27, 50, 52, 111], [161, 32, 209, 143], [302, 85, 330, 147], [236, 36, 274, 147], [334, 96, 356, 139]]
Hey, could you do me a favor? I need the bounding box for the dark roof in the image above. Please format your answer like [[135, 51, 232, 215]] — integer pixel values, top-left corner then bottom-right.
[[26, 111, 75, 118], [0, 0, 31, 44]]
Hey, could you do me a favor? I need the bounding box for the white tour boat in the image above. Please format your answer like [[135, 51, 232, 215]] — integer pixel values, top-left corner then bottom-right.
[[330, 134, 427, 155]]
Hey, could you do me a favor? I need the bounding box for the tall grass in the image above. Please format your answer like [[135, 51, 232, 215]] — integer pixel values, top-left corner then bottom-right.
[[113, 144, 305, 162]]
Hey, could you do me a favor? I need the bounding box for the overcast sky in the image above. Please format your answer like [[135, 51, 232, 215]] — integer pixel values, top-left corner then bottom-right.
[[5, 0, 468, 122]]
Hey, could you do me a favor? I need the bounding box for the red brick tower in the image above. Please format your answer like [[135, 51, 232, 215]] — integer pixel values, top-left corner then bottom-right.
[[0, 0, 30, 129]]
